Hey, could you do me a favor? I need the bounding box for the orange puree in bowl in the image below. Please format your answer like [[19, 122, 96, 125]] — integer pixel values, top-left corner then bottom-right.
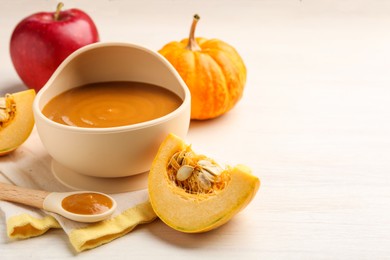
[[42, 81, 182, 128]]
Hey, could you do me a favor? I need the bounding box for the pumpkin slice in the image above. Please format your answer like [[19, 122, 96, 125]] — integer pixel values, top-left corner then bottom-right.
[[148, 134, 260, 233], [0, 89, 35, 156]]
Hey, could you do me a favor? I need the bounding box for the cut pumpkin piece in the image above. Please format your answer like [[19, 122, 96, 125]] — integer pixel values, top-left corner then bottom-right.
[[0, 89, 35, 156], [148, 133, 260, 233]]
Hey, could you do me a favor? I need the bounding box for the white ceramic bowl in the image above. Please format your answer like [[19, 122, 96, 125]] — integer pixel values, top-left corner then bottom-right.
[[33, 42, 191, 178]]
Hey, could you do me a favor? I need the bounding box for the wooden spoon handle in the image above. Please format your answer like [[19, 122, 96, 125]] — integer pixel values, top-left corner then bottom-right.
[[0, 182, 50, 209]]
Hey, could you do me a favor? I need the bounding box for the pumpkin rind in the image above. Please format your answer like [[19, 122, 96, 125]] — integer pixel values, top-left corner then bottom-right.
[[148, 133, 260, 233], [158, 16, 247, 120]]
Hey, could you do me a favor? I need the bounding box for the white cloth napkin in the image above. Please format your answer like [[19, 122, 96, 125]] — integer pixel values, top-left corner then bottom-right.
[[0, 127, 157, 252]]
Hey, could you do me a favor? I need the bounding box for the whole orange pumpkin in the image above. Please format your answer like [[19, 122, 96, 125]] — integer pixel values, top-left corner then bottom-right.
[[158, 15, 247, 120]]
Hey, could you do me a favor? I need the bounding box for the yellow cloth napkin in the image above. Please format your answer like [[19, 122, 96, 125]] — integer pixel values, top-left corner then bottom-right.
[[0, 128, 157, 252]]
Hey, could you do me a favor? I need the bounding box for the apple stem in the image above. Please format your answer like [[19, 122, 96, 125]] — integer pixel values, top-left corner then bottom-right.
[[186, 14, 201, 52], [54, 2, 64, 21]]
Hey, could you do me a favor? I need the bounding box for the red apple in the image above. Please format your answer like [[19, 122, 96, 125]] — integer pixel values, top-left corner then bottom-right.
[[10, 3, 99, 92]]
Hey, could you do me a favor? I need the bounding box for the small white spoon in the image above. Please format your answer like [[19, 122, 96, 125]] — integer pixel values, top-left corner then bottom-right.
[[0, 182, 117, 223]]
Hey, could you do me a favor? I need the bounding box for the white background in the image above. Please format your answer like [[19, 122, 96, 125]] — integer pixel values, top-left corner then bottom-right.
[[1, 0, 390, 259]]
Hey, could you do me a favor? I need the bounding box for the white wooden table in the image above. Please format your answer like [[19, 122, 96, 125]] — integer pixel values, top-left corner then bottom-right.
[[1, 0, 390, 259]]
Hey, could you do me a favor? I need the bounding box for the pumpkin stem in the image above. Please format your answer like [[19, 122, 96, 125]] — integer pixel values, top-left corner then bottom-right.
[[186, 14, 201, 51]]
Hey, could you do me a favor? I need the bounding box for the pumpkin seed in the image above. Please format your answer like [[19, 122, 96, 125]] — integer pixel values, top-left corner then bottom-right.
[[168, 148, 229, 194], [0, 97, 6, 109], [197, 159, 212, 168], [0, 109, 8, 122], [0, 97, 11, 123], [177, 165, 194, 181], [202, 169, 216, 181], [198, 171, 212, 190], [197, 159, 223, 176]]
